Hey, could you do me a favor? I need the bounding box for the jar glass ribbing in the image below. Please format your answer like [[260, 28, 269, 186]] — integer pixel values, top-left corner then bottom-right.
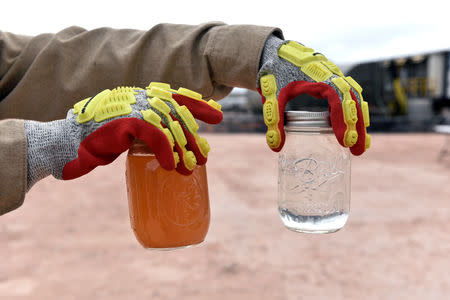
[[278, 111, 351, 233]]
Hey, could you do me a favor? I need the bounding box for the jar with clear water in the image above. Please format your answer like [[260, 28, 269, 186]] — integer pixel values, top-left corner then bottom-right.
[[278, 111, 351, 233]]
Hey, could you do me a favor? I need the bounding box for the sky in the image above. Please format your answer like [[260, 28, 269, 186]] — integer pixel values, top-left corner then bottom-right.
[[1, 0, 449, 64]]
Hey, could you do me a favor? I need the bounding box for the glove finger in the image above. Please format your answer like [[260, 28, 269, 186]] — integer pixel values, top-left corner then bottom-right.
[[260, 78, 349, 152], [170, 106, 210, 165], [329, 77, 360, 148], [172, 93, 223, 124], [146, 85, 211, 170], [141, 97, 196, 172], [134, 126, 178, 171], [140, 113, 202, 174], [348, 91, 370, 156], [344, 76, 371, 154], [168, 120, 198, 173], [62, 118, 176, 180], [145, 94, 197, 172], [258, 74, 286, 152], [172, 112, 209, 166], [173, 143, 194, 176], [147, 82, 223, 124], [323, 88, 348, 149]]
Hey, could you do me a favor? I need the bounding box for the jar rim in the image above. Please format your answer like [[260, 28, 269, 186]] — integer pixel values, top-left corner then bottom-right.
[[285, 111, 331, 131], [285, 110, 330, 122]]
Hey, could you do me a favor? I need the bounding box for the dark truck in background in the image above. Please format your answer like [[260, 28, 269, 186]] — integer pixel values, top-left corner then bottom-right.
[[341, 50, 450, 131], [286, 49, 450, 132], [203, 50, 450, 133]]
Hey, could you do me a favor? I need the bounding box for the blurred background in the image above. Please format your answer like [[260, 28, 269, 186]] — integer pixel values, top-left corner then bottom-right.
[[1, 1, 449, 299]]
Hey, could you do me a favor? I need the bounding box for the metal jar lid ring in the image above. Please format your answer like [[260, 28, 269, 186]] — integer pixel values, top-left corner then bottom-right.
[[284, 111, 331, 132]]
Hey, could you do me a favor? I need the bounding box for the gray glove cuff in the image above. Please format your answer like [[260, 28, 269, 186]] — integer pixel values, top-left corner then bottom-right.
[[259, 34, 284, 69], [257, 34, 285, 86], [257, 35, 322, 98], [24, 119, 79, 191]]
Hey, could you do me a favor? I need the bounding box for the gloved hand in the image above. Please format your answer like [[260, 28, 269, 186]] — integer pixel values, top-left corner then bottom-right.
[[25, 82, 223, 190], [258, 35, 370, 155]]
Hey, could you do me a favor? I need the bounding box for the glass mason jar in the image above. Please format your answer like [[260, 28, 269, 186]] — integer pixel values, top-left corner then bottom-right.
[[125, 140, 210, 250], [278, 111, 351, 234]]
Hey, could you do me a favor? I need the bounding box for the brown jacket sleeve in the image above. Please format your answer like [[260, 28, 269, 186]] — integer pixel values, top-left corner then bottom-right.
[[0, 22, 282, 215], [0, 119, 27, 214]]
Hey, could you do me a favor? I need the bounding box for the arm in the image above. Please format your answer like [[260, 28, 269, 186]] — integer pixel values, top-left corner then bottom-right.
[[0, 119, 26, 214], [0, 23, 280, 215], [0, 23, 281, 121]]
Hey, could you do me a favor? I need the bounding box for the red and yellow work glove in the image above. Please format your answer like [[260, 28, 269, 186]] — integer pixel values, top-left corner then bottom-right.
[[24, 83, 222, 189], [258, 35, 370, 155]]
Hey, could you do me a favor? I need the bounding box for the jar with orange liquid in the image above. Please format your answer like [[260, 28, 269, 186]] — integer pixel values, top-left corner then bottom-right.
[[125, 140, 210, 250]]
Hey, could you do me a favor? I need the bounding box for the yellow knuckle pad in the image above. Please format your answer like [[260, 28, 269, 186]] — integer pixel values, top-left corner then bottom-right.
[[345, 130, 358, 147], [361, 100, 370, 128], [184, 151, 197, 171], [345, 76, 371, 150], [94, 89, 137, 123], [111, 86, 141, 95], [197, 137, 210, 157], [302, 62, 333, 82], [148, 97, 171, 117], [279, 41, 326, 66], [177, 87, 202, 100], [93, 103, 133, 123], [175, 105, 211, 158], [322, 60, 344, 76], [266, 130, 280, 149], [260, 74, 281, 149], [170, 120, 196, 169], [73, 98, 90, 115], [141, 109, 163, 129], [332, 77, 351, 94], [279, 41, 332, 82], [162, 128, 175, 148], [362, 100, 371, 150], [283, 41, 315, 52], [147, 82, 171, 91], [74, 89, 136, 124], [170, 121, 187, 147], [147, 87, 172, 101], [176, 105, 199, 134], [365, 133, 371, 150], [345, 76, 363, 94], [208, 99, 222, 111], [342, 99, 358, 125], [175, 87, 207, 103], [106, 89, 136, 105], [332, 77, 358, 147], [74, 89, 111, 123]]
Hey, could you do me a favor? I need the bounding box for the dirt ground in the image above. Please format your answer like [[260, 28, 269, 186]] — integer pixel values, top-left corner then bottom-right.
[[1, 133, 449, 300]]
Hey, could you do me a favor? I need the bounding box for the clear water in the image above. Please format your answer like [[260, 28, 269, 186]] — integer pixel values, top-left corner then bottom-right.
[[278, 207, 348, 234]]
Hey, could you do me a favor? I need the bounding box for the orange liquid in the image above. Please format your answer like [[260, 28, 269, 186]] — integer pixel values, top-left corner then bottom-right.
[[126, 144, 210, 249]]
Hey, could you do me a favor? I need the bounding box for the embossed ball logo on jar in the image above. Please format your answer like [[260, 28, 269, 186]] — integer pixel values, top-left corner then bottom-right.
[[158, 170, 205, 227]]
